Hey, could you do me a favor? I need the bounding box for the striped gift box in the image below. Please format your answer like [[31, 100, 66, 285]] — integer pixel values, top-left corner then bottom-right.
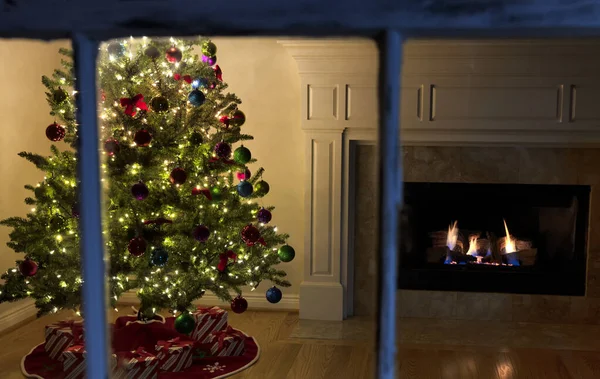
[[113, 348, 160, 379], [62, 346, 160, 379], [190, 306, 228, 343], [207, 326, 246, 357], [44, 320, 82, 360], [61, 345, 87, 379], [155, 337, 194, 372]]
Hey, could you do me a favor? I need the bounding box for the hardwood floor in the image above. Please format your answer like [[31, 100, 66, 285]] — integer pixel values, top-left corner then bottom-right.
[[2, 310, 600, 378]]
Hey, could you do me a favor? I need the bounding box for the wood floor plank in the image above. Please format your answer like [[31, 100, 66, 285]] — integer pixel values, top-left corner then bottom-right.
[[285, 344, 335, 379], [3, 310, 600, 378]]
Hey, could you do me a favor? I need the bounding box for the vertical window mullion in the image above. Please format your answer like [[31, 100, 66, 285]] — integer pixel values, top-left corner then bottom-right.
[[73, 34, 110, 379], [376, 30, 403, 379]]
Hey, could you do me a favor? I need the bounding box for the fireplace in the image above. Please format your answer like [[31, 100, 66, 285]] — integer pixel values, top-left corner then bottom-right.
[[399, 182, 590, 296]]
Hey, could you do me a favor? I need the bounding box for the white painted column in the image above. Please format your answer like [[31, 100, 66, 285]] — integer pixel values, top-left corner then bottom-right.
[[279, 39, 379, 320], [300, 129, 345, 320]]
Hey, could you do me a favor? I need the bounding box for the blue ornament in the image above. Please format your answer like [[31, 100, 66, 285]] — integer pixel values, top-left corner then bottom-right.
[[188, 89, 206, 107], [151, 247, 169, 267], [107, 42, 126, 58], [237, 181, 254, 197], [266, 286, 282, 304]]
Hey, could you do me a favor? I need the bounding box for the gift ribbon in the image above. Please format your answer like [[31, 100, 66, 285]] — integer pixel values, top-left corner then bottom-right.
[[214, 65, 222, 81], [120, 94, 148, 117], [217, 250, 237, 272], [191, 187, 212, 200], [174, 73, 192, 84], [120, 347, 155, 361], [196, 306, 223, 319], [211, 326, 243, 349]]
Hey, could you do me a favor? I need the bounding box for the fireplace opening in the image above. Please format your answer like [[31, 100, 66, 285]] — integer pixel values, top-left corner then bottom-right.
[[399, 182, 590, 296]]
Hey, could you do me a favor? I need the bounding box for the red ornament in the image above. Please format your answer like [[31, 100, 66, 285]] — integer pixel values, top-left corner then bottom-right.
[[192, 225, 210, 242], [134, 129, 152, 147], [19, 258, 38, 277], [128, 237, 147, 257], [241, 224, 261, 244], [120, 94, 148, 117], [46, 123, 66, 141], [165, 46, 182, 63], [104, 138, 120, 156], [191, 187, 212, 200], [217, 250, 237, 272], [169, 167, 187, 185], [231, 295, 248, 314]]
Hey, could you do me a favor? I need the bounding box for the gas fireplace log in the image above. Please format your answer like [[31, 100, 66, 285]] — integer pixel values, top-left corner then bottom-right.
[[518, 249, 537, 266], [498, 237, 533, 253], [429, 230, 466, 252]]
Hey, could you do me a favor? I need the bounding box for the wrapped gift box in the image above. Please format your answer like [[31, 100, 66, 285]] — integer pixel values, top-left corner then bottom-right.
[[44, 320, 83, 360], [207, 326, 246, 357], [113, 348, 160, 379], [62, 346, 160, 379], [190, 306, 228, 343], [155, 337, 194, 372], [61, 344, 87, 379]]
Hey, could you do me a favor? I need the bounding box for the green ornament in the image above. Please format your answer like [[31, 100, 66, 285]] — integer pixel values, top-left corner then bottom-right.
[[210, 186, 223, 202], [278, 245, 296, 262], [233, 146, 252, 164], [174, 312, 196, 335], [34, 185, 54, 199], [202, 41, 217, 57], [52, 88, 68, 104], [189, 131, 203, 145], [151, 96, 169, 113], [254, 180, 270, 197]]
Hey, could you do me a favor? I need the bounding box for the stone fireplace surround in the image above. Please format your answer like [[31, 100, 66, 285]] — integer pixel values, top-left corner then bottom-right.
[[355, 145, 600, 324], [280, 38, 600, 321]]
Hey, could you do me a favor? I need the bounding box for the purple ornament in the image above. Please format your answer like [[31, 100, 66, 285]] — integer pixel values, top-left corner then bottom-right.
[[214, 142, 232, 159], [192, 225, 210, 242], [257, 208, 272, 224], [236, 168, 251, 181], [131, 182, 149, 200], [71, 203, 80, 219], [202, 55, 217, 66]]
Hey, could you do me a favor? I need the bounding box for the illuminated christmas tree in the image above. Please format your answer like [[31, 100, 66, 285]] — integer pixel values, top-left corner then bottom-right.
[[0, 38, 294, 323]]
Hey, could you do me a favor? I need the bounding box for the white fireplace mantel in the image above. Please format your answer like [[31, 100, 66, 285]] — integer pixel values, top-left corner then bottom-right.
[[279, 38, 600, 320]]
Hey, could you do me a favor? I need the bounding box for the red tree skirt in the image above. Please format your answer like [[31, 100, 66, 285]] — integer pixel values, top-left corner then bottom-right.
[[21, 331, 260, 379]]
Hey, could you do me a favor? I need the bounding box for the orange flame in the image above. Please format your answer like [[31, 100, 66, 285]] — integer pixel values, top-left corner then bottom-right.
[[503, 219, 516, 254], [446, 221, 458, 250], [467, 236, 478, 256]]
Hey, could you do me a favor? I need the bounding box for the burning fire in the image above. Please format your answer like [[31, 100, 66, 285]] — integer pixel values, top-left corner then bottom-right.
[[503, 219, 516, 254], [466, 235, 478, 256], [446, 221, 458, 251]]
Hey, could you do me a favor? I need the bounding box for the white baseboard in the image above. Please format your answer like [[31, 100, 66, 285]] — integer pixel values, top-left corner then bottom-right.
[[118, 290, 299, 312], [0, 299, 37, 334]]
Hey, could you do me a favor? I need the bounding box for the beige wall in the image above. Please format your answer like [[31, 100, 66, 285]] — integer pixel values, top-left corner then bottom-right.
[[213, 37, 304, 295], [0, 38, 304, 306], [0, 40, 70, 273]]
